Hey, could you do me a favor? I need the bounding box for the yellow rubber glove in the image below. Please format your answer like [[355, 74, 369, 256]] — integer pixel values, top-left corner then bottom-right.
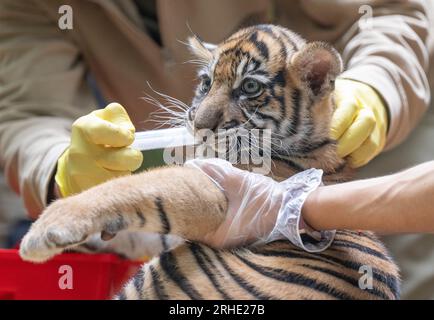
[[330, 79, 388, 168], [55, 103, 143, 197]]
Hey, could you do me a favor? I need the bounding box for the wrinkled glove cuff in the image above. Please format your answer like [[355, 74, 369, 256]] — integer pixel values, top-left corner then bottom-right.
[[265, 168, 335, 253]]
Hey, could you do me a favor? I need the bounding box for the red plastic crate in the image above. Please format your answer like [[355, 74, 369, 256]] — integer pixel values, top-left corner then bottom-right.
[[0, 249, 142, 300]]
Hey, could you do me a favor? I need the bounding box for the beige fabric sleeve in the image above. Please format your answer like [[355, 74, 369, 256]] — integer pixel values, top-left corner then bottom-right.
[[338, 0, 432, 150], [0, 1, 96, 218]]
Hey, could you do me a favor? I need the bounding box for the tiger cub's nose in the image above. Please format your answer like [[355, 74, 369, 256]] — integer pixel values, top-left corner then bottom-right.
[[221, 119, 240, 130], [194, 110, 224, 131]]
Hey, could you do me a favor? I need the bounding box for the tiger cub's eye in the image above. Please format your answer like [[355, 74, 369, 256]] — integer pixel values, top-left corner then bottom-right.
[[241, 78, 263, 97], [200, 76, 212, 94]]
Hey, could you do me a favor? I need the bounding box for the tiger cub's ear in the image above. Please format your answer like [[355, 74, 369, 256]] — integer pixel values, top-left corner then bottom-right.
[[187, 35, 217, 63], [291, 42, 343, 99]]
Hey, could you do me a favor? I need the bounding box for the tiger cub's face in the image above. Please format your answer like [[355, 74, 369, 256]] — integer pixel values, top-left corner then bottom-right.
[[186, 25, 343, 166]]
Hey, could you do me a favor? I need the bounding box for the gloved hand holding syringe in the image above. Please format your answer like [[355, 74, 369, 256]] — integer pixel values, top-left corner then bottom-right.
[[55, 103, 143, 198], [54, 103, 195, 197]]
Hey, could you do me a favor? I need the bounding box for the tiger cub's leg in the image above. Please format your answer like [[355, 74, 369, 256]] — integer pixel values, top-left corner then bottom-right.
[[20, 166, 227, 263]]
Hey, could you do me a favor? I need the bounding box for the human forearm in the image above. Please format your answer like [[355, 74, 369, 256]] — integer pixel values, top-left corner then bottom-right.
[[0, 117, 71, 218], [339, 0, 431, 149], [302, 161, 434, 233], [0, 0, 98, 217]]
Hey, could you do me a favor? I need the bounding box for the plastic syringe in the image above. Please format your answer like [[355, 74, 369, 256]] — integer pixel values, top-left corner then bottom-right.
[[131, 127, 195, 151], [131, 127, 196, 171]]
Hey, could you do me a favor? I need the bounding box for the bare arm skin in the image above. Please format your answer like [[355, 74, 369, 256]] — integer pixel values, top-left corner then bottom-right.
[[302, 161, 434, 234]]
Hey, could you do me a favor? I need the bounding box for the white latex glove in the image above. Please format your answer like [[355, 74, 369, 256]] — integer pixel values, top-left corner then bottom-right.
[[185, 158, 335, 252]]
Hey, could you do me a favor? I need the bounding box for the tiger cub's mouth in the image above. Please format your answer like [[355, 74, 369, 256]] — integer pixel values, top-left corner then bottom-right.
[[185, 113, 274, 168]]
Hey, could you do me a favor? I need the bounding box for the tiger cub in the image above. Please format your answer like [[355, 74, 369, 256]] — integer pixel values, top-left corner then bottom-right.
[[20, 25, 399, 299]]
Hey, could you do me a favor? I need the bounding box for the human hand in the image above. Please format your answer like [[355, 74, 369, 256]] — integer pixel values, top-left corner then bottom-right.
[[55, 103, 143, 197], [185, 158, 334, 252], [331, 79, 388, 168]]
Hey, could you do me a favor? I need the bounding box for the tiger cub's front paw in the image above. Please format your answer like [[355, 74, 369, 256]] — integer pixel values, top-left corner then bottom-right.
[[20, 200, 96, 263]]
